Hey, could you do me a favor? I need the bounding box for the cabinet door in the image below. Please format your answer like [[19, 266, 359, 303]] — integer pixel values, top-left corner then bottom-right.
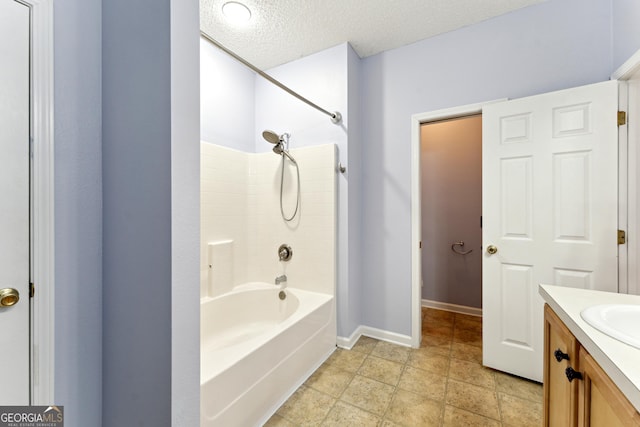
[[578, 347, 640, 426], [544, 304, 580, 426]]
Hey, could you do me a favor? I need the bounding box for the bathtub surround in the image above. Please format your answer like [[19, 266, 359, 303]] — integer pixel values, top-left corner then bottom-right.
[[201, 142, 336, 297], [200, 142, 337, 424], [201, 146, 249, 292]]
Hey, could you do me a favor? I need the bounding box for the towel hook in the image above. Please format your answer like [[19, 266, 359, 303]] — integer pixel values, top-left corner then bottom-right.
[[451, 241, 473, 255]]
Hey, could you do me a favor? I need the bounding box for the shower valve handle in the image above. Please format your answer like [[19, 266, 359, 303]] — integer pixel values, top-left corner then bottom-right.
[[278, 244, 293, 262]]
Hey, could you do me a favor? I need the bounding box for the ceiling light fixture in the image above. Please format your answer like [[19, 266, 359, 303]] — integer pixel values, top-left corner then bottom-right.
[[222, 2, 252, 24]]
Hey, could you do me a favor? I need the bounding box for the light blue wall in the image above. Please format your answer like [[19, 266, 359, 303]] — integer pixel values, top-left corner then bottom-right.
[[170, 1, 201, 425], [54, 1, 199, 425], [612, 0, 640, 71], [54, 0, 102, 424], [360, 0, 613, 335], [102, 0, 172, 424], [346, 45, 363, 337], [200, 38, 255, 151], [254, 44, 348, 152]]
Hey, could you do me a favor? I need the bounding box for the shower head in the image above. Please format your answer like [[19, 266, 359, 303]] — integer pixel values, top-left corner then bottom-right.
[[262, 130, 281, 144], [262, 130, 291, 145], [263, 130, 295, 163]]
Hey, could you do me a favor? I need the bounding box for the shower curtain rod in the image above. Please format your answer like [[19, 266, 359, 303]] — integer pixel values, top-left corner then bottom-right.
[[201, 31, 342, 124]]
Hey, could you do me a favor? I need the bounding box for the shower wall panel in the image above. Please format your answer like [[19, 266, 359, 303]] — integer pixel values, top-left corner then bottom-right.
[[247, 144, 336, 295], [200, 143, 249, 297], [200, 142, 336, 298]]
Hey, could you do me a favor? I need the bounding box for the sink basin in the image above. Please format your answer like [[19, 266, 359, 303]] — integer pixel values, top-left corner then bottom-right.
[[581, 305, 640, 349]]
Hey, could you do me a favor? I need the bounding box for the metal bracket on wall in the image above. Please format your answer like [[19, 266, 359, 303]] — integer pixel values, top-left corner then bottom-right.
[[451, 241, 473, 255]]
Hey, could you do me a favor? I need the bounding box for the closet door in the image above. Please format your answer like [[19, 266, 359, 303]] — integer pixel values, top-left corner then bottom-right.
[[0, 0, 31, 404]]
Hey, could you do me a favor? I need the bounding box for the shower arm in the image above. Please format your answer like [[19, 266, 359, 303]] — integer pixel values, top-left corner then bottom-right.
[[201, 31, 342, 125]]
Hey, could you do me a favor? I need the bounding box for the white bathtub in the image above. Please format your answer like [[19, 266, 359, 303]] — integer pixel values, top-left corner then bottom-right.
[[200, 283, 336, 427]]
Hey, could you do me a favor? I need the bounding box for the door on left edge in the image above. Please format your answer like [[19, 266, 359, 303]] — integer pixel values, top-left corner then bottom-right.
[[0, 0, 31, 404]]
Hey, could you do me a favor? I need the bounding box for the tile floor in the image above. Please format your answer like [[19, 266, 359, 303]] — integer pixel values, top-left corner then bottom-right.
[[265, 308, 543, 426]]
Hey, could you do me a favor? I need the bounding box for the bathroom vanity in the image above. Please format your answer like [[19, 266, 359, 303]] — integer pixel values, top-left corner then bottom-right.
[[540, 285, 640, 426]]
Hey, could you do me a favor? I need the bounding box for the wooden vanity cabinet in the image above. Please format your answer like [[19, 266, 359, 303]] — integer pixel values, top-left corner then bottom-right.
[[544, 304, 640, 427], [544, 304, 580, 427], [578, 347, 640, 426]]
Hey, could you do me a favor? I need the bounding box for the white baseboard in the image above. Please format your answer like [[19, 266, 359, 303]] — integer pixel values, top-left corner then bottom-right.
[[337, 325, 413, 350], [336, 329, 359, 350], [421, 299, 482, 317]]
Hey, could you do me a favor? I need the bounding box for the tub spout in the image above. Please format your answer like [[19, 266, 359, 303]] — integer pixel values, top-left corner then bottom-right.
[[275, 275, 287, 287]]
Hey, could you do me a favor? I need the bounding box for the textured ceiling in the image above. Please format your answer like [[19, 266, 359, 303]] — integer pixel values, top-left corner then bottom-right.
[[200, 0, 545, 70]]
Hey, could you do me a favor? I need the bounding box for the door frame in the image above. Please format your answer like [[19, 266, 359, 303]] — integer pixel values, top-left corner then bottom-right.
[[410, 100, 503, 347], [18, 0, 55, 404], [612, 49, 640, 296]]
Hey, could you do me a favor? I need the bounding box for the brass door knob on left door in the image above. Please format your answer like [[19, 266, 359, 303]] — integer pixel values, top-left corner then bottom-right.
[[0, 288, 19, 307]]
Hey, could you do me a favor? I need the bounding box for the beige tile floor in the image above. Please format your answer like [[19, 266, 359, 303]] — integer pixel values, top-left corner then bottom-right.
[[265, 307, 543, 426]]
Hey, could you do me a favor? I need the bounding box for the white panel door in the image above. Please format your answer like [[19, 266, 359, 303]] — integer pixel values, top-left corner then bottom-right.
[[0, 0, 31, 404], [483, 81, 619, 382]]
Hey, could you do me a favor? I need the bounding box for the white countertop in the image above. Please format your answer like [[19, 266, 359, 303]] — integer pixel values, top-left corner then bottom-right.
[[539, 284, 640, 413]]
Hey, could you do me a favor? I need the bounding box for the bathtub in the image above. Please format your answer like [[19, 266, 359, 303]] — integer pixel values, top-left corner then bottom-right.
[[200, 283, 336, 427]]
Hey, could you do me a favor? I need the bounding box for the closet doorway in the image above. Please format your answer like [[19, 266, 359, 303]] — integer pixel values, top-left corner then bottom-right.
[[420, 115, 482, 314]]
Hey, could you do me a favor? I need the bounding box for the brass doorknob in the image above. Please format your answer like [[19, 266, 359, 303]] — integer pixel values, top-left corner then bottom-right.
[[486, 245, 498, 255], [0, 288, 20, 307]]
